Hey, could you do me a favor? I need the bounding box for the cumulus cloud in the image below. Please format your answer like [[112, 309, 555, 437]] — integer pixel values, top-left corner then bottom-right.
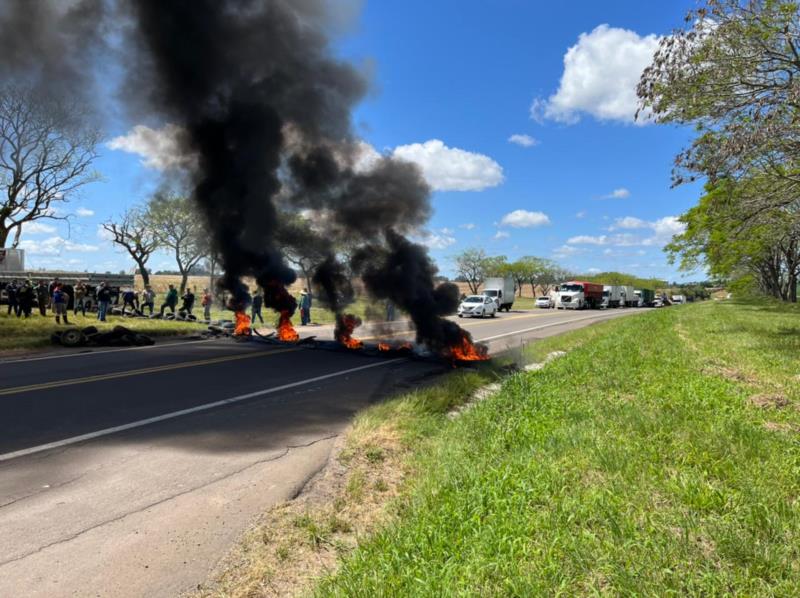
[[601, 187, 630, 199], [22, 221, 57, 234], [553, 244, 583, 258], [613, 216, 648, 229], [107, 124, 197, 171], [575, 210, 587, 219], [567, 215, 685, 248], [415, 230, 456, 250], [532, 24, 659, 125], [493, 230, 510, 240], [75, 207, 95, 217], [500, 209, 551, 228], [508, 134, 538, 147], [97, 224, 116, 241], [392, 139, 504, 191], [18, 236, 99, 255], [459, 223, 476, 230]]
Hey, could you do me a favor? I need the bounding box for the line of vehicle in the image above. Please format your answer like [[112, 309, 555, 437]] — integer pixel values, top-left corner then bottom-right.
[[0, 358, 405, 463], [0, 347, 300, 397]]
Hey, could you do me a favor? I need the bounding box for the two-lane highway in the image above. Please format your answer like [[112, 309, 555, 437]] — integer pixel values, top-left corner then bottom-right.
[[0, 307, 642, 597]]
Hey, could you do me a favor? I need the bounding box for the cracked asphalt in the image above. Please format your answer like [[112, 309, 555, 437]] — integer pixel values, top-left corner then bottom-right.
[[0, 307, 642, 597]]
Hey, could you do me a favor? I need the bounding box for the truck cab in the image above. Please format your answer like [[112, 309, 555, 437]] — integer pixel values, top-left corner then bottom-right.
[[556, 281, 604, 310]]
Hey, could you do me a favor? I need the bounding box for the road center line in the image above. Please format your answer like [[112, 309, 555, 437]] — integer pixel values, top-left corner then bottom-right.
[[0, 358, 404, 463], [0, 347, 300, 397], [479, 311, 638, 342]]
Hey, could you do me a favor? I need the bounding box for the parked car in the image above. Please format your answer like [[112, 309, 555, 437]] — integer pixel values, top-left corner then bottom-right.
[[535, 295, 554, 308], [458, 295, 497, 318]]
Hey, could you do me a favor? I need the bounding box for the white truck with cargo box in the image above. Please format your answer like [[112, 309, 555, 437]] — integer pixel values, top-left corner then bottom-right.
[[601, 285, 623, 308], [482, 276, 515, 312], [619, 285, 637, 307]]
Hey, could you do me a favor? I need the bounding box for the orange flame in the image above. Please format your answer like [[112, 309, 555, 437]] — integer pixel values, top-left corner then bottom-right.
[[336, 314, 363, 349], [378, 342, 391, 351], [234, 311, 252, 336], [450, 332, 489, 361], [277, 310, 299, 342], [377, 341, 412, 352]]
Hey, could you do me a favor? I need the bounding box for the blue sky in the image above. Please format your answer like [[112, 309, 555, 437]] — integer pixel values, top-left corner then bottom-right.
[[18, 0, 704, 282]]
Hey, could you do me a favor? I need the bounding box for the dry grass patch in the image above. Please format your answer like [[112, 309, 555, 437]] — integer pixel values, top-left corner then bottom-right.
[[749, 394, 791, 409]]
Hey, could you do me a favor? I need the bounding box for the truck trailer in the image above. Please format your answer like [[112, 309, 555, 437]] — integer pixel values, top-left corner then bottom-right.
[[601, 285, 623, 308], [556, 281, 604, 309], [634, 288, 655, 307], [482, 276, 515, 311]]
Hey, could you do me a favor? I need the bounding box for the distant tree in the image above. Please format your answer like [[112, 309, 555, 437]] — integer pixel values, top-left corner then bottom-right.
[[0, 86, 100, 248], [102, 207, 159, 286], [504, 260, 529, 297], [454, 248, 488, 294], [147, 192, 209, 293]]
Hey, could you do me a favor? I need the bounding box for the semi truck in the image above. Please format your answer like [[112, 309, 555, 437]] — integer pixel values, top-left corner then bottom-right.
[[482, 276, 515, 312], [601, 285, 623, 308], [634, 288, 655, 307], [556, 280, 604, 309]]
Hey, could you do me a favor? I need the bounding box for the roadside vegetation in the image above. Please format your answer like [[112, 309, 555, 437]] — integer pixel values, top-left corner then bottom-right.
[[198, 299, 800, 596], [312, 299, 798, 595]]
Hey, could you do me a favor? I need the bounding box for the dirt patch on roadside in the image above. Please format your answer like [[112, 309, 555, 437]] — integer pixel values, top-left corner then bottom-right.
[[192, 425, 411, 598], [749, 394, 791, 409]]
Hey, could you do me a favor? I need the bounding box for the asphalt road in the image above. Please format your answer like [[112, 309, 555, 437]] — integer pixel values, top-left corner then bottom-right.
[[0, 306, 643, 597]]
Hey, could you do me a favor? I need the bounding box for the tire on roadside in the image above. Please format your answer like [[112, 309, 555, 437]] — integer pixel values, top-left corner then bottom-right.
[[59, 328, 87, 347]]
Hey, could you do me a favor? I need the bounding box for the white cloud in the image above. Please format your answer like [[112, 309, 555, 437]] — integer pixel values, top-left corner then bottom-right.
[[568, 234, 608, 245], [553, 244, 583, 258], [392, 139, 504, 191], [18, 236, 99, 255], [76, 207, 95, 217], [532, 24, 659, 125], [353, 140, 382, 173], [500, 209, 551, 228], [97, 224, 116, 241], [459, 223, 476, 230], [602, 187, 630, 199], [575, 210, 587, 219], [586, 267, 601, 274], [439, 227, 454, 235], [107, 124, 197, 171], [493, 230, 510, 240], [568, 215, 685, 249], [415, 230, 456, 250], [22, 222, 57, 235], [508, 134, 538, 147]]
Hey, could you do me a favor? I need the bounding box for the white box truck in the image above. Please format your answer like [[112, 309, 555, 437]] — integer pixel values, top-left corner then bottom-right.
[[483, 277, 515, 312], [619, 285, 637, 307], [601, 285, 623, 308]]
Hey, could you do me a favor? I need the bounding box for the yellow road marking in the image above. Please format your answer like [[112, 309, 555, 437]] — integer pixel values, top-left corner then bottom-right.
[[0, 347, 300, 397]]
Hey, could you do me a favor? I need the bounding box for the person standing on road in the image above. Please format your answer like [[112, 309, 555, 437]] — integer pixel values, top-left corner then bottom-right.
[[160, 284, 178, 316], [36, 280, 49, 316], [180, 287, 195, 315], [201, 288, 213, 321], [6, 280, 20, 316], [96, 282, 111, 322], [299, 289, 311, 326], [141, 285, 155, 315], [386, 299, 395, 322], [74, 282, 88, 317], [53, 284, 70, 325], [251, 289, 264, 324], [18, 281, 34, 318]]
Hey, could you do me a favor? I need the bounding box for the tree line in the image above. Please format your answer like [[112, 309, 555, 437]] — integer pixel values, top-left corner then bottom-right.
[[453, 249, 571, 297], [638, 0, 800, 302]]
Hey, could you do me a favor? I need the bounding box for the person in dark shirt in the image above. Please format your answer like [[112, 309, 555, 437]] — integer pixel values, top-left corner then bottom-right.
[[122, 288, 139, 315], [6, 280, 20, 316], [36, 281, 49, 316], [160, 285, 178, 316], [96, 282, 112, 322], [251, 290, 264, 324], [53, 284, 70, 324], [18, 281, 34, 318], [180, 288, 195, 315]]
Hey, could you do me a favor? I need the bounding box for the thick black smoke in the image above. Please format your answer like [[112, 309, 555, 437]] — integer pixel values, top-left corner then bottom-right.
[[2, 0, 481, 353]]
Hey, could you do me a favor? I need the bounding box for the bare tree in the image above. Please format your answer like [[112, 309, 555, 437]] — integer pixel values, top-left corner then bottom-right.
[[454, 248, 488, 294], [0, 86, 100, 247], [147, 192, 208, 293], [102, 207, 160, 286]]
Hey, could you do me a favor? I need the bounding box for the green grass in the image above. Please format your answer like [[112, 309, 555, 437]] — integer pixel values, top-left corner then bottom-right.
[[316, 299, 800, 596]]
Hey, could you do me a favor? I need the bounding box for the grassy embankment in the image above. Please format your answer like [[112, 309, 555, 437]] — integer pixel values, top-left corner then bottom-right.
[[197, 299, 799, 596], [310, 299, 800, 595]]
